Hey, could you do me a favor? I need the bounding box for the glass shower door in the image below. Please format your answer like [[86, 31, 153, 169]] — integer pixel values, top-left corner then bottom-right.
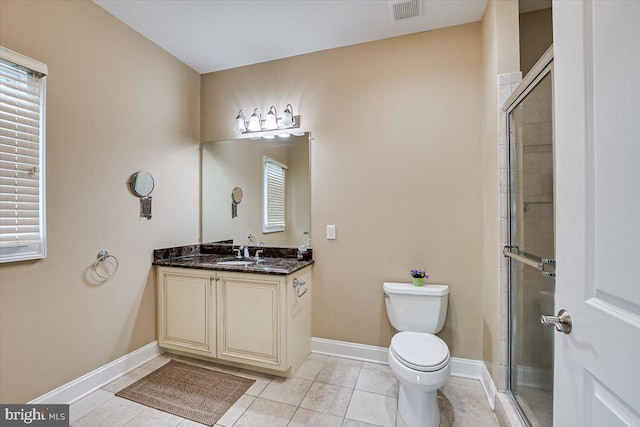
[[506, 69, 554, 427]]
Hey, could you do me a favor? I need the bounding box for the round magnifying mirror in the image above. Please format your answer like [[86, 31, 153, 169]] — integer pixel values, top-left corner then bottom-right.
[[129, 171, 154, 197], [231, 187, 243, 204]]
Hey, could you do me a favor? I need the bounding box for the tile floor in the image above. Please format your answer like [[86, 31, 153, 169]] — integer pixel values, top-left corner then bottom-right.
[[70, 353, 499, 427]]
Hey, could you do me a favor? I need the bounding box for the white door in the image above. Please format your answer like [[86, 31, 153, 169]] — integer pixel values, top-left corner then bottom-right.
[[553, 1, 640, 426]]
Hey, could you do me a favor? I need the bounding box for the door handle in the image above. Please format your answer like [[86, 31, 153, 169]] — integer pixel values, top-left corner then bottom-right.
[[540, 309, 572, 334]]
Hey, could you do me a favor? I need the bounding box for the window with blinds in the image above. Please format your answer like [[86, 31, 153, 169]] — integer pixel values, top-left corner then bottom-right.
[[0, 47, 47, 263], [263, 156, 287, 233]]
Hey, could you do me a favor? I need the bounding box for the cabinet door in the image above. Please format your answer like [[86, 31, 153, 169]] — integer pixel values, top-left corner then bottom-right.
[[158, 268, 214, 356], [217, 273, 285, 370]]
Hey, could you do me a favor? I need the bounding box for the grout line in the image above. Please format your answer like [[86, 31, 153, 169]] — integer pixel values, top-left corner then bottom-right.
[[226, 393, 254, 427]]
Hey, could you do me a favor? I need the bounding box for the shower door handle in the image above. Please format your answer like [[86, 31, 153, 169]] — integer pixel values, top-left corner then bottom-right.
[[541, 309, 572, 334]]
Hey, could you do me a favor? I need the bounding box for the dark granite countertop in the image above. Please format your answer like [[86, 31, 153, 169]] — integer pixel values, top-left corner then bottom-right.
[[153, 253, 313, 276]]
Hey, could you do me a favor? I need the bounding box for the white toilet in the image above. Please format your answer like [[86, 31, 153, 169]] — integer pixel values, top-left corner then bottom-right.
[[383, 282, 450, 427]]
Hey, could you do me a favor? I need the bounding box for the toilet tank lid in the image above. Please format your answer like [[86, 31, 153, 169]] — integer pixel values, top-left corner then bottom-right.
[[383, 282, 449, 296]]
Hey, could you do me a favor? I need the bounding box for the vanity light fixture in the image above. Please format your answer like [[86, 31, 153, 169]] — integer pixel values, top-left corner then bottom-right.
[[235, 104, 300, 135], [264, 106, 278, 130], [247, 108, 262, 132], [235, 110, 247, 132], [280, 104, 294, 127]]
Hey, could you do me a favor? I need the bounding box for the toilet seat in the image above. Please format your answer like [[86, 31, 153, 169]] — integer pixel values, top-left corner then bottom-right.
[[390, 331, 449, 372]]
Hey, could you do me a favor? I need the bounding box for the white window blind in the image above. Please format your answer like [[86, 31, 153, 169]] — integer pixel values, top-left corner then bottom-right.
[[263, 156, 287, 233], [0, 47, 47, 263]]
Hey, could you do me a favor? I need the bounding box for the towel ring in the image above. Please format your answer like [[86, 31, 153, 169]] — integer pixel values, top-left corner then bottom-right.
[[94, 250, 119, 279]]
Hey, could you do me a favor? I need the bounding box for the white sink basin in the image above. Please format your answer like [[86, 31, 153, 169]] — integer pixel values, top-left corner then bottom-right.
[[216, 260, 254, 266]]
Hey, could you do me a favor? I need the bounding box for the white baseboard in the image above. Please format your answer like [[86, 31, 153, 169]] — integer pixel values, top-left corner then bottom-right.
[[311, 337, 483, 379], [29, 341, 163, 405], [481, 362, 498, 410], [311, 337, 494, 409], [311, 337, 389, 364], [449, 357, 483, 380]]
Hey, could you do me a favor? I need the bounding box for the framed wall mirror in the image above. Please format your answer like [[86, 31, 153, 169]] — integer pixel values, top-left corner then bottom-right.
[[202, 133, 310, 247]]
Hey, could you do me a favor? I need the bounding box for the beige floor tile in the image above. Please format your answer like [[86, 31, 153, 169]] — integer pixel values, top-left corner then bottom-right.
[[73, 396, 146, 427], [122, 407, 184, 427], [233, 397, 296, 427], [440, 377, 491, 414], [177, 420, 208, 427], [289, 407, 343, 427], [325, 356, 363, 367], [70, 389, 115, 422], [259, 376, 313, 406], [295, 358, 325, 381], [102, 366, 154, 393], [307, 353, 329, 362], [355, 369, 399, 397], [361, 362, 392, 373], [300, 382, 353, 417], [342, 420, 379, 427], [316, 361, 361, 388], [139, 354, 173, 371], [235, 369, 274, 396], [452, 410, 499, 427], [345, 390, 397, 427], [216, 394, 256, 427]]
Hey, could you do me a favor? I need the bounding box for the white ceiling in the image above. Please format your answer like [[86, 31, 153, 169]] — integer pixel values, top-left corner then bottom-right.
[[93, 0, 488, 74]]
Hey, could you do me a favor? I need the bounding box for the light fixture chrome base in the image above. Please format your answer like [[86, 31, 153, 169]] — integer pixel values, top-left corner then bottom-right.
[[240, 115, 301, 136]]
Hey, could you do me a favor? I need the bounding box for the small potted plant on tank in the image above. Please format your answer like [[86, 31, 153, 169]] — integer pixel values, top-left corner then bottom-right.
[[410, 269, 429, 287]]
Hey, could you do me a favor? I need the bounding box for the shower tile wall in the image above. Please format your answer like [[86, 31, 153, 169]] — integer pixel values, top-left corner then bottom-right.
[[497, 71, 522, 392]]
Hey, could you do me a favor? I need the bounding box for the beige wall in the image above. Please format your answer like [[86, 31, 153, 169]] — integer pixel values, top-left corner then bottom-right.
[[480, 0, 500, 381], [480, 0, 520, 383], [519, 8, 553, 77], [0, 0, 200, 403], [202, 24, 485, 359]]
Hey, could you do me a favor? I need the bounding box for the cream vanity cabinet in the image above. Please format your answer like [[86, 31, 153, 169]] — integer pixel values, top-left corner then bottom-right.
[[157, 267, 215, 357], [157, 265, 312, 376]]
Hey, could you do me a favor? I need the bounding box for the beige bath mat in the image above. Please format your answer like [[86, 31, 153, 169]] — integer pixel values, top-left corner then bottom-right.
[[116, 359, 254, 426]]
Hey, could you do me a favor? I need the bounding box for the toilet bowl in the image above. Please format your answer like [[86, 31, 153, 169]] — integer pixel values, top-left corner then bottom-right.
[[388, 331, 450, 427], [383, 282, 450, 427]]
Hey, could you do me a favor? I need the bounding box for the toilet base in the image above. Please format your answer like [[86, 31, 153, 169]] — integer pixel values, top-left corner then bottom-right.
[[397, 384, 440, 427]]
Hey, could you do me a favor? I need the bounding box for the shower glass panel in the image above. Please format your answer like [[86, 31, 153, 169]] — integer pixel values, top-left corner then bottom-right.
[[507, 70, 554, 427]]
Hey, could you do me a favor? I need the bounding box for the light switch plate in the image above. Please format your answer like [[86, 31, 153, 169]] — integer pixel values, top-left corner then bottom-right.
[[327, 225, 336, 239]]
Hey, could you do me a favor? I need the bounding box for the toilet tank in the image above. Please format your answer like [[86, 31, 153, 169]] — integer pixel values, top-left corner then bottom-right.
[[383, 282, 449, 333]]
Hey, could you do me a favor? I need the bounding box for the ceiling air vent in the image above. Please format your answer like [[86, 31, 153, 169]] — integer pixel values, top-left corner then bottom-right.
[[389, 0, 421, 21]]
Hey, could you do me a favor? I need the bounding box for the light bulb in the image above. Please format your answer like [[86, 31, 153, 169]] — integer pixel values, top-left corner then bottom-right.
[[235, 110, 246, 132], [264, 106, 278, 130], [247, 109, 261, 132], [280, 104, 293, 128]]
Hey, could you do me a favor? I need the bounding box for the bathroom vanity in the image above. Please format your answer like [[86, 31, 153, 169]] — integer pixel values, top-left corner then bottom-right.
[[153, 246, 313, 378]]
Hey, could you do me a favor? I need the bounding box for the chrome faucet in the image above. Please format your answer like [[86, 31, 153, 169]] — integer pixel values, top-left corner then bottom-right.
[[239, 245, 249, 258], [255, 249, 264, 263]]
